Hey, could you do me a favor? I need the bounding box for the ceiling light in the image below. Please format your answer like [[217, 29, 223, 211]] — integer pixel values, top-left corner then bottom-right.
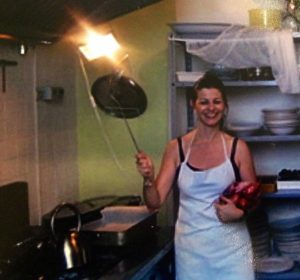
[[18, 43, 28, 55], [79, 31, 121, 61]]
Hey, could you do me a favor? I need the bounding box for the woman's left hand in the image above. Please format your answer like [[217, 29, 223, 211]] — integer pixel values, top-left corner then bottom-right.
[[214, 196, 244, 223]]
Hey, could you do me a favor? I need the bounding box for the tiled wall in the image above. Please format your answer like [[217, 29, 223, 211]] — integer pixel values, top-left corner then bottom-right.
[[0, 41, 78, 224]]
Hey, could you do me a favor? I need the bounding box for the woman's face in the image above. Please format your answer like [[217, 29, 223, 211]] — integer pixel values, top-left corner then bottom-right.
[[192, 87, 227, 128]]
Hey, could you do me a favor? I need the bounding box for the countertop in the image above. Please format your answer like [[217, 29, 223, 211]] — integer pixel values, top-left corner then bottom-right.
[[99, 226, 175, 280]]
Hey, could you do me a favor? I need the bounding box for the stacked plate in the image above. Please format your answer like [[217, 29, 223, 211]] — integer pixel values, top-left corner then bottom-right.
[[247, 209, 271, 260], [269, 215, 300, 261], [255, 256, 294, 273], [262, 107, 299, 135]]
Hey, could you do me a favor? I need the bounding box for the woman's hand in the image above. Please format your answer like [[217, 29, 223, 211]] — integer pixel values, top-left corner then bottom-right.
[[135, 151, 154, 180], [214, 196, 244, 223]]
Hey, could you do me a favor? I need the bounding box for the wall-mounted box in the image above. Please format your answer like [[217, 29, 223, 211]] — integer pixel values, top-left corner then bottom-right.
[[36, 86, 64, 102]]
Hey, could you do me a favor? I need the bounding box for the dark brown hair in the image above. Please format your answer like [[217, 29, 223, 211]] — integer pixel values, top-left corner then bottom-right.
[[190, 71, 228, 107]]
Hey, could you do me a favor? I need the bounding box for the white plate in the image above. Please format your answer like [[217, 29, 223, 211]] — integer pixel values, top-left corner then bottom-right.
[[255, 257, 294, 273], [169, 22, 232, 34]]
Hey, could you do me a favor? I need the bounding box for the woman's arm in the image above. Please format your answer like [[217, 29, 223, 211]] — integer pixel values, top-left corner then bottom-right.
[[136, 139, 179, 209], [235, 139, 257, 182], [215, 138, 258, 223]]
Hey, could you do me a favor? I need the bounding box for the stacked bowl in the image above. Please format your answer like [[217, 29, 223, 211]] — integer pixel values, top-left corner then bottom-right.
[[262, 108, 299, 135]]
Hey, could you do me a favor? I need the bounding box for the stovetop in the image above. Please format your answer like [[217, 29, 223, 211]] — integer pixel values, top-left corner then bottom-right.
[[0, 245, 126, 280]]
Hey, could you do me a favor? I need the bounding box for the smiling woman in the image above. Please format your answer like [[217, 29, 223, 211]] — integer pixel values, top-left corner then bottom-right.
[[135, 71, 258, 280]]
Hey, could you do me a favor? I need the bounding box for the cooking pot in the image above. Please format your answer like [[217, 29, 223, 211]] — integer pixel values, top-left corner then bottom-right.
[[50, 202, 90, 271]]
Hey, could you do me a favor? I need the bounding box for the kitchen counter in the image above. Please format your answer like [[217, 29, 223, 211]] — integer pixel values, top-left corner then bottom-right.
[[100, 226, 175, 280]]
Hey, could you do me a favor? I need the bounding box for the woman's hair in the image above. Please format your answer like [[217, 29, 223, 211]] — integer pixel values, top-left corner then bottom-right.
[[190, 71, 228, 107], [190, 71, 228, 128]]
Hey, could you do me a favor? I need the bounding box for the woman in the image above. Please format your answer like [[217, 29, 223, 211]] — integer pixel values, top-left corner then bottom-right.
[[136, 72, 257, 280]]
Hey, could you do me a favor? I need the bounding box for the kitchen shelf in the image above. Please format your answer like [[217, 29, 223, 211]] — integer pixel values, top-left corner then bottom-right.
[[174, 80, 277, 88], [240, 134, 300, 142], [262, 190, 300, 199]]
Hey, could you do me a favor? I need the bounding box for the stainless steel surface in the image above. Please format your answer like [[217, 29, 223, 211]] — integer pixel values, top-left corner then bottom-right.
[[82, 206, 157, 246]]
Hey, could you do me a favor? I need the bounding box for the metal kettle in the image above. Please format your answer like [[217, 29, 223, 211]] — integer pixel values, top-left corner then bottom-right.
[[50, 202, 89, 271]]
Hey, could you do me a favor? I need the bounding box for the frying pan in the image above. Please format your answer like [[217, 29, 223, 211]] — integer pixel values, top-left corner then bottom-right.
[[91, 73, 147, 119], [91, 73, 147, 151]]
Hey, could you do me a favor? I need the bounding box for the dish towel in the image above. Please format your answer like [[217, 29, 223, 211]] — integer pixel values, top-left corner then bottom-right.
[[184, 25, 300, 94]]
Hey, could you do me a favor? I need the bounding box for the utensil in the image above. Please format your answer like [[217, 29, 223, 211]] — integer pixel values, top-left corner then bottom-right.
[[50, 203, 89, 271], [91, 73, 147, 119], [91, 73, 147, 152]]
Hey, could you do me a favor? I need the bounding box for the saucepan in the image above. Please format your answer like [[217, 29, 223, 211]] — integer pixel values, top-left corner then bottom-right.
[[91, 72, 148, 151]]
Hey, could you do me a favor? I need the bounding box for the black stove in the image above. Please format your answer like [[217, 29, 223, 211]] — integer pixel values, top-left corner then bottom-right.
[[0, 241, 128, 280], [0, 191, 144, 280]]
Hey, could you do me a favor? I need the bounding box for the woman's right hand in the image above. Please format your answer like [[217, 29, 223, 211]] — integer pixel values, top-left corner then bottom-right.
[[135, 151, 154, 180]]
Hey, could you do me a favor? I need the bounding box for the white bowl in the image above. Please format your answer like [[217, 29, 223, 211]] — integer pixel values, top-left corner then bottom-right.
[[176, 71, 204, 82], [262, 108, 298, 118], [226, 122, 261, 136], [263, 115, 299, 121], [267, 126, 296, 135], [264, 119, 299, 126], [262, 107, 299, 114]]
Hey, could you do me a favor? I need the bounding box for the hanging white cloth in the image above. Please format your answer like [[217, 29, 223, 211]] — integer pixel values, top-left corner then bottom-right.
[[182, 25, 300, 94]]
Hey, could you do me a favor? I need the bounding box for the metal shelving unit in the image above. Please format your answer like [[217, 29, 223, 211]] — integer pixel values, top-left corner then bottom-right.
[[263, 189, 300, 199], [168, 25, 300, 280], [238, 133, 300, 142], [174, 78, 278, 88]]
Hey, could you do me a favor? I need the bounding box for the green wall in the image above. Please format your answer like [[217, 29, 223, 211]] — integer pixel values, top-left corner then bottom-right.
[[76, 0, 176, 220]]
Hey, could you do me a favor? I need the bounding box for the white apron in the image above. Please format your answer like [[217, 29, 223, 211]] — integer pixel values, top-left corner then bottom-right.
[[175, 134, 254, 280]]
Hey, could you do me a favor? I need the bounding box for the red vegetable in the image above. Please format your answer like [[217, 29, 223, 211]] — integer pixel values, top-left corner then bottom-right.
[[222, 181, 261, 211], [230, 193, 240, 204], [236, 197, 249, 210]]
